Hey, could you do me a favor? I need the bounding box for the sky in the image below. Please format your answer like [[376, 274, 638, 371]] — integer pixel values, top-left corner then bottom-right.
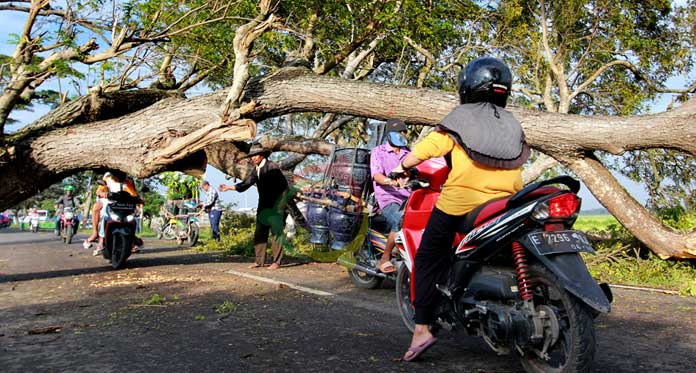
[[2, 4, 693, 211]]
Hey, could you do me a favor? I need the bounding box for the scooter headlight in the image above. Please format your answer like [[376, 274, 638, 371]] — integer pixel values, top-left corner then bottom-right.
[[109, 213, 121, 222], [126, 215, 135, 222]]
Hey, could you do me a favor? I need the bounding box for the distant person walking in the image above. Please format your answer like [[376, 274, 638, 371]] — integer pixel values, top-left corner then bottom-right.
[[200, 181, 223, 241], [219, 144, 289, 269]]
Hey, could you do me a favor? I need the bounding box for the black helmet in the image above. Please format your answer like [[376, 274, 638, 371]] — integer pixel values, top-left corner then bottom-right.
[[457, 57, 512, 107]]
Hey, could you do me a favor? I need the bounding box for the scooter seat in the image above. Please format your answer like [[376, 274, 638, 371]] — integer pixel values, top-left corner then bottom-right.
[[466, 186, 560, 228]]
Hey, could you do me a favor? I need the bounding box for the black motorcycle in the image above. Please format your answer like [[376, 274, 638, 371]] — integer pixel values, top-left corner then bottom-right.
[[102, 191, 140, 269], [395, 174, 613, 372]]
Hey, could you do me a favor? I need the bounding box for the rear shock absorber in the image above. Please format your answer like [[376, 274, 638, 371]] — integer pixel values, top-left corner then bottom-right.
[[511, 241, 533, 301]]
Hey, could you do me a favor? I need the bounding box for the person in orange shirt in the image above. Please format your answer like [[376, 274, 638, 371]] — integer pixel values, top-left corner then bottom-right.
[[394, 57, 531, 361]]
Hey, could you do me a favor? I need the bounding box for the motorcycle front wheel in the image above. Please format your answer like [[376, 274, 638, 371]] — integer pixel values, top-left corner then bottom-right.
[[110, 233, 131, 269], [66, 226, 74, 244], [187, 223, 199, 247], [348, 248, 383, 289], [519, 264, 596, 373], [395, 263, 416, 333]]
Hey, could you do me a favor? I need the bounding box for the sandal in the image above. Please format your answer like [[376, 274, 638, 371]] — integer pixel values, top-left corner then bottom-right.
[[378, 260, 396, 274], [403, 337, 438, 362]]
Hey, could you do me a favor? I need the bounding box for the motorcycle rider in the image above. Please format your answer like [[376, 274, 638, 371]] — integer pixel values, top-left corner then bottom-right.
[[90, 172, 144, 256], [54, 185, 80, 235], [370, 118, 411, 274], [392, 57, 530, 361]]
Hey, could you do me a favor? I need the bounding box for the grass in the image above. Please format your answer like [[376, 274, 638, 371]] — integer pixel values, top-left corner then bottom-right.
[[574, 214, 696, 296], [143, 293, 165, 305], [215, 300, 238, 314], [585, 247, 696, 296], [574, 214, 619, 231]]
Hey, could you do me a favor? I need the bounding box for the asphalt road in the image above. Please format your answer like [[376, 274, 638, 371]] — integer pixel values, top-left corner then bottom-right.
[[1, 229, 695, 372]]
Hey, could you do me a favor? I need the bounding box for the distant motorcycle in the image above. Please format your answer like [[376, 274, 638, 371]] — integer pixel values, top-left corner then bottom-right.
[[29, 214, 40, 233], [59, 207, 78, 244], [0, 213, 10, 229], [154, 201, 200, 247]]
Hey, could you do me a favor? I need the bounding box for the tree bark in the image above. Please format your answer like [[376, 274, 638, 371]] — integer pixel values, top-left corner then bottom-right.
[[3, 66, 696, 258]]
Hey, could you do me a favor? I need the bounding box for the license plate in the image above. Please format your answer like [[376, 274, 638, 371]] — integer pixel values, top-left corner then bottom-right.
[[527, 230, 595, 255], [111, 203, 134, 210]]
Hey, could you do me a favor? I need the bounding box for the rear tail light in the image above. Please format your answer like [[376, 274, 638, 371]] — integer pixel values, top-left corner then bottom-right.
[[532, 193, 581, 221]]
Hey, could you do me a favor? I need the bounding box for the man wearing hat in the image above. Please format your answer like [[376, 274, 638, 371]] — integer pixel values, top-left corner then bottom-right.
[[369, 118, 411, 274], [200, 181, 223, 241], [219, 143, 289, 269]]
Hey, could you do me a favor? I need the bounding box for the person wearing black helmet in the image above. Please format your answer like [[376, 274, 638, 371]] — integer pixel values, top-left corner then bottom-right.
[[393, 57, 530, 361]]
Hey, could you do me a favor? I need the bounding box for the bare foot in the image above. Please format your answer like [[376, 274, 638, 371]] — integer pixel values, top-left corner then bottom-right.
[[248, 263, 262, 269], [267, 263, 280, 270]]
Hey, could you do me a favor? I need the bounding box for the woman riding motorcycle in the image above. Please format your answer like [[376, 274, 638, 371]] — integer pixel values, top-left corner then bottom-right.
[[393, 57, 531, 361]]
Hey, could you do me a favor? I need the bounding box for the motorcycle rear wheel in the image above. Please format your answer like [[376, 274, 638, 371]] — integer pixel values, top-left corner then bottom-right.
[[163, 225, 178, 240], [395, 264, 416, 333], [519, 264, 596, 373]]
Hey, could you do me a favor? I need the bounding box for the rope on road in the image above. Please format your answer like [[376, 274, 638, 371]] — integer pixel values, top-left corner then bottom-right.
[[609, 283, 680, 295], [226, 269, 336, 297]]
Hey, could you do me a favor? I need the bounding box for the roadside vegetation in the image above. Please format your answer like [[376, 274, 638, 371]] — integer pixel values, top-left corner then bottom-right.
[[577, 212, 696, 296]]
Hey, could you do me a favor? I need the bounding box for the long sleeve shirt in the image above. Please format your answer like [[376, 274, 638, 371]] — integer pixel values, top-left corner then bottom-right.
[[234, 159, 289, 209], [203, 187, 223, 211]]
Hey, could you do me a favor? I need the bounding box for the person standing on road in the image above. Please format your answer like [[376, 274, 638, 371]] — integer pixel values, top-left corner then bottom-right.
[[200, 181, 223, 241], [219, 144, 289, 270], [370, 118, 411, 274]]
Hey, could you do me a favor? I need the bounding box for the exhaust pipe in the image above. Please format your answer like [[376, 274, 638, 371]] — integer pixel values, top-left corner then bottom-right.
[[337, 257, 388, 278]]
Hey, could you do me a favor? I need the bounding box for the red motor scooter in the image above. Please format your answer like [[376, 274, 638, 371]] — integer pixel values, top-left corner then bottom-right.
[[393, 158, 612, 372], [59, 207, 79, 244]]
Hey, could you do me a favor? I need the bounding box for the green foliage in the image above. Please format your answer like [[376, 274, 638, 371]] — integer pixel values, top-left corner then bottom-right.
[[611, 150, 696, 213], [158, 172, 201, 200], [576, 211, 696, 296], [655, 207, 696, 232], [587, 247, 696, 296], [142, 189, 165, 218]]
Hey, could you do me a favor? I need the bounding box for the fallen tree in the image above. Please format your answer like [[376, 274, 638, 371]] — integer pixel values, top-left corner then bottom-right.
[[2, 66, 695, 258]]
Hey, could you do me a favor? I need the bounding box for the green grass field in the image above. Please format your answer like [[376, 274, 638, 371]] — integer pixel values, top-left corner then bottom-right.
[[574, 214, 619, 231]]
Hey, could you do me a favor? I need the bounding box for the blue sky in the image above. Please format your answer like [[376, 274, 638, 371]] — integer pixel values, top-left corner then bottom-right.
[[3, 5, 693, 211]]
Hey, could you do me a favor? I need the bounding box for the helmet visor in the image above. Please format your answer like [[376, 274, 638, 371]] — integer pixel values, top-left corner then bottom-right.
[[386, 131, 408, 148]]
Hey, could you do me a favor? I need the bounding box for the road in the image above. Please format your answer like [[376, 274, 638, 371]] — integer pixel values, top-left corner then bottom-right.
[[1, 229, 695, 372]]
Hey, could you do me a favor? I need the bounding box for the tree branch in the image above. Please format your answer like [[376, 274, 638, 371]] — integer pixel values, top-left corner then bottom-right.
[[570, 60, 696, 101]]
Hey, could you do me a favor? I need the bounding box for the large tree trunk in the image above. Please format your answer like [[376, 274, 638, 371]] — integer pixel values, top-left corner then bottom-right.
[[3, 67, 695, 258]]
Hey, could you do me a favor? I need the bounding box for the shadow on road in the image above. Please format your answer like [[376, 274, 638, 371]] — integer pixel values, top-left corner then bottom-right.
[[0, 251, 250, 284]]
